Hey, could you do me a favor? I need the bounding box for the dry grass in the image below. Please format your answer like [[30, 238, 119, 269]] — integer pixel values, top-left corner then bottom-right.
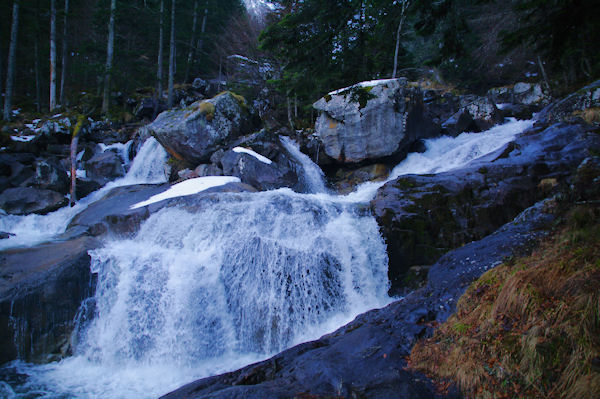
[[409, 205, 600, 399]]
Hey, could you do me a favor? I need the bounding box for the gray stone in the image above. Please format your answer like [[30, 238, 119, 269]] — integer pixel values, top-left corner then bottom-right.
[[313, 78, 439, 164], [0, 236, 99, 363], [84, 151, 125, 184], [488, 82, 551, 106], [0, 187, 67, 215], [148, 91, 253, 164], [537, 80, 600, 124], [221, 148, 297, 191]]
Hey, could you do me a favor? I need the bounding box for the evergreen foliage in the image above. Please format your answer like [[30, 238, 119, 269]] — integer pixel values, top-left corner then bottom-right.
[[260, 0, 600, 106], [501, 0, 600, 89]]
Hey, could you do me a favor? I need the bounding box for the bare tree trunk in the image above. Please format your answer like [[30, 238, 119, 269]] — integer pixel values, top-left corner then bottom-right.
[[102, 0, 117, 115], [3, 0, 19, 121], [0, 42, 4, 112], [195, 8, 207, 66], [35, 37, 41, 113], [287, 95, 294, 130], [218, 55, 222, 91], [392, 0, 409, 79], [537, 55, 551, 92], [184, 0, 199, 83], [59, 0, 69, 106], [157, 0, 164, 100], [167, 0, 176, 108], [69, 114, 84, 206], [69, 134, 79, 205], [50, 0, 57, 111]]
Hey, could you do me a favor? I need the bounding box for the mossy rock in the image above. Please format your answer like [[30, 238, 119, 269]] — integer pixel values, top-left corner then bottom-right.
[[198, 101, 216, 121]]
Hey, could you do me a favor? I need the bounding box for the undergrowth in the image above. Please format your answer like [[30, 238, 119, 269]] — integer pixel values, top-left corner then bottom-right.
[[409, 189, 600, 397]]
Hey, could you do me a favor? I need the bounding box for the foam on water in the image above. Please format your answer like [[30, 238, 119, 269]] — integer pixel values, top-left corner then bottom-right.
[[9, 191, 390, 398], [341, 118, 533, 203], [280, 135, 328, 194]]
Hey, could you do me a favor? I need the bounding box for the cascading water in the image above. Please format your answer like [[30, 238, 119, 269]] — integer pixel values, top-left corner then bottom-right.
[[1, 118, 533, 398], [0, 137, 169, 250], [279, 136, 328, 193]]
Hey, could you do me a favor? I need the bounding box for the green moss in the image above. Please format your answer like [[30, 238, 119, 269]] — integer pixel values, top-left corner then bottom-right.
[[395, 177, 417, 189], [198, 101, 216, 121], [215, 90, 248, 110], [349, 86, 377, 109]]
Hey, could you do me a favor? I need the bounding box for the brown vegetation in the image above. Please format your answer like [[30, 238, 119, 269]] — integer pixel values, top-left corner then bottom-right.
[[409, 204, 600, 398]]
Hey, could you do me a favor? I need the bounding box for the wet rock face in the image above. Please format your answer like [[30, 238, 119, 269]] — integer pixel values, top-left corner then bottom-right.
[[219, 133, 301, 192], [84, 151, 126, 185], [0, 236, 99, 363], [148, 91, 254, 164], [313, 78, 440, 164], [372, 122, 600, 294], [0, 187, 67, 215]]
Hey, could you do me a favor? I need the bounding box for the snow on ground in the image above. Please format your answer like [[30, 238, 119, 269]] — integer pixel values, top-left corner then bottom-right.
[[233, 147, 273, 164], [131, 176, 241, 209]]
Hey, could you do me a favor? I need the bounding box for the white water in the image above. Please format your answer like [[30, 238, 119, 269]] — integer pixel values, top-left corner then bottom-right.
[[0, 137, 169, 250], [280, 135, 328, 194], [1, 119, 532, 398], [342, 118, 534, 202]]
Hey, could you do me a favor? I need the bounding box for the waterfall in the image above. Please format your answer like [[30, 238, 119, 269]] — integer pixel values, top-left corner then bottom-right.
[[1, 119, 533, 398], [279, 136, 328, 194], [0, 137, 168, 250]]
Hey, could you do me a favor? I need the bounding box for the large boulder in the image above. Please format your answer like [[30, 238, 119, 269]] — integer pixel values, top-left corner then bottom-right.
[[134, 97, 166, 120], [372, 122, 600, 294], [0, 187, 67, 215], [219, 131, 303, 192], [66, 181, 257, 239], [148, 91, 254, 164], [31, 158, 70, 193], [313, 78, 440, 164], [84, 150, 126, 185], [0, 236, 99, 363]]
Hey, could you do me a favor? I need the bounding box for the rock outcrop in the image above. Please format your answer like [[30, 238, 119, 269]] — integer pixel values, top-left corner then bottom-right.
[[219, 131, 302, 192], [536, 79, 600, 124], [442, 95, 503, 136], [488, 82, 551, 107], [313, 78, 439, 164], [372, 122, 600, 294], [148, 91, 254, 164], [84, 150, 126, 185], [0, 186, 67, 215], [0, 236, 99, 363]]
